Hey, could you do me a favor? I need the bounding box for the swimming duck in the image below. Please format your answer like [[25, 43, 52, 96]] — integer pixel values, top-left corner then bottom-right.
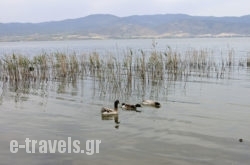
[[101, 100, 120, 115], [142, 100, 161, 108], [121, 103, 141, 111]]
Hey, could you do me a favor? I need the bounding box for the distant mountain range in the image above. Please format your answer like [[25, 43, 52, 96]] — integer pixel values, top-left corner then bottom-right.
[[1, 14, 250, 41]]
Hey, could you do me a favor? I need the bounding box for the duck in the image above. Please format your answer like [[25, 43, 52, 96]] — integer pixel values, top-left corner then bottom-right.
[[142, 100, 161, 108], [101, 100, 120, 115], [121, 103, 141, 111]]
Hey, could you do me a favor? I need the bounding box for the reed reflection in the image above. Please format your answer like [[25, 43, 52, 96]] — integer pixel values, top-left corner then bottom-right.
[[0, 47, 247, 104]]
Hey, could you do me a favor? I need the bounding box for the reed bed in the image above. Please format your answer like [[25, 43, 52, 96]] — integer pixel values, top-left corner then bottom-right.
[[0, 47, 247, 90]]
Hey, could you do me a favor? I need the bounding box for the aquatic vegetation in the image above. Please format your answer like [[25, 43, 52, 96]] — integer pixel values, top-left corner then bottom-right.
[[0, 46, 247, 99], [247, 53, 250, 67]]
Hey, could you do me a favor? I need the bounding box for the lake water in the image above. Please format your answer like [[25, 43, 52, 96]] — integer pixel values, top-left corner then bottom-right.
[[0, 38, 250, 165]]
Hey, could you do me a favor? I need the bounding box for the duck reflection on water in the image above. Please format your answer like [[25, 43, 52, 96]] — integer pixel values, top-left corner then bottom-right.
[[101, 114, 120, 129]]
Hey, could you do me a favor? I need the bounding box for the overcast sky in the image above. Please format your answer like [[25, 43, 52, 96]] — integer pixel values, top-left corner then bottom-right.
[[0, 0, 249, 23]]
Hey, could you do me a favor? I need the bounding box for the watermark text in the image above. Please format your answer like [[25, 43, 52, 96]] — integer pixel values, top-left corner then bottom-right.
[[10, 137, 101, 155]]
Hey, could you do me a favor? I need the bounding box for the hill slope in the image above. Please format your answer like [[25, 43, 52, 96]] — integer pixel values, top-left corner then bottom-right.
[[1, 14, 250, 41]]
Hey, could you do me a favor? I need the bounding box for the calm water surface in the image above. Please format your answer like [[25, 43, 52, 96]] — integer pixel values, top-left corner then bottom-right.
[[0, 38, 250, 165]]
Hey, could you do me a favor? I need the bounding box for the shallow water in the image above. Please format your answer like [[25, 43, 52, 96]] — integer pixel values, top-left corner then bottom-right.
[[0, 38, 250, 165]]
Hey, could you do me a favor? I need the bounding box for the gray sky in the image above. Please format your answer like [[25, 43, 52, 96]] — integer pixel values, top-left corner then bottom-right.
[[0, 0, 249, 23]]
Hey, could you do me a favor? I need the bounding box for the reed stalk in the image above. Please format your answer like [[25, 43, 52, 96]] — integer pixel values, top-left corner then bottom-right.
[[0, 45, 244, 93]]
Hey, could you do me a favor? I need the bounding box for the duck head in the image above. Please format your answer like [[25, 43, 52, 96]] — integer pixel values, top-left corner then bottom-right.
[[135, 104, 141, 107], [114, 100, 120, 109], [154, 102, 161, 108]]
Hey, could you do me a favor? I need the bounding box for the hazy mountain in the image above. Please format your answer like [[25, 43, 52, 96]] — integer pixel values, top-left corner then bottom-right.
[[1, 14, 250, 41]]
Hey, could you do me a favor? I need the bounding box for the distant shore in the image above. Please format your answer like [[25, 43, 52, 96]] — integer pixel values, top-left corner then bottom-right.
[[1, 14, 250, 42], [1, 34, 250, 42]]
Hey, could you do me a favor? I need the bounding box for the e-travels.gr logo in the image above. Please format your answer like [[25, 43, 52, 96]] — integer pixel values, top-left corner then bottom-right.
[[10, 137, 101, 155]]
